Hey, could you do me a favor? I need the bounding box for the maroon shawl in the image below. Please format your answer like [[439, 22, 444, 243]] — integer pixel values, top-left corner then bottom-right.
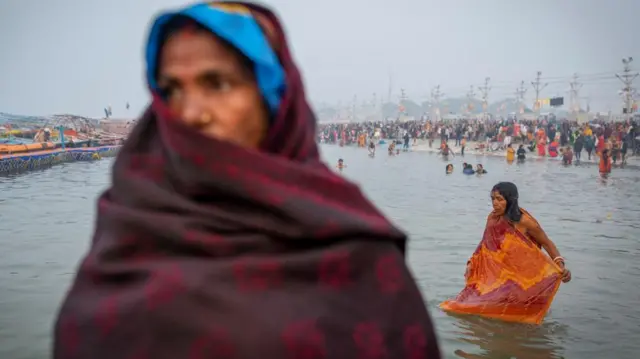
[[53, 3, 441, 358]]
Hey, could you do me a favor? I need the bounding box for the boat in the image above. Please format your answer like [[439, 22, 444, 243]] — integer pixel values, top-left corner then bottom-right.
[[0, 142, 56, 154]]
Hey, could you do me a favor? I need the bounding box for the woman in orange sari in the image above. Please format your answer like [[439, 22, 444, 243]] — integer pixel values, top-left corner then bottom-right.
[[537, 135, 547, 156], [441, 182, 571, 325], [599, 148, 612, 174]]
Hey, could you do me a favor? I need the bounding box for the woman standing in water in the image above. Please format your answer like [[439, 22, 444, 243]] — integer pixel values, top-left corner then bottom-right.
[[53, 3, 441, 358], [482, 183, 571, 283], [441, 182, 571, 325], [599, 148, 612, 174], [505, 143, 515, 162]]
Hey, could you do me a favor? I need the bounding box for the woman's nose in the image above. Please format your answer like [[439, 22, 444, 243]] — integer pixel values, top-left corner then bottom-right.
[[180, 93, 209, 127]]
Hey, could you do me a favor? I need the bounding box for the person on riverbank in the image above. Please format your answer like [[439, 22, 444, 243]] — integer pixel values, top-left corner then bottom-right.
[[440, 182, 571, 324], [584, 134, 595, 160], [52, 3, 441, 359], [573, 133, 584, 162], [460, 136, 467, 156]]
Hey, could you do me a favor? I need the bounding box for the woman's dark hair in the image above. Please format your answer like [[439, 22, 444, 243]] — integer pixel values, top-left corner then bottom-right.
[[491, 182, 522, 222]]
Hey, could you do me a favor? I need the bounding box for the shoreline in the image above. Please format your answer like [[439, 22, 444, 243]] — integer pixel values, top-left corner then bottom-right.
[[407, 139, 638, 164], [0, 146, 121, 175], [326, 139, 638, 166]]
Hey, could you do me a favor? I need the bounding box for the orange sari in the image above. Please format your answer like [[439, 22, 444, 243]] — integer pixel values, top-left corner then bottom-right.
[[440, 209, 562, 325], [599, 155, 612, 173]]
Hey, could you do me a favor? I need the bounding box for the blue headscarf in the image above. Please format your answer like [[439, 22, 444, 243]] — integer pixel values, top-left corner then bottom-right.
[[145, 2, 285, 113]]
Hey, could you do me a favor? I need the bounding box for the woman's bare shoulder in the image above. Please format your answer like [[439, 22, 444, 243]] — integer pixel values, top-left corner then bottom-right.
[[519, 210, 542, 231]]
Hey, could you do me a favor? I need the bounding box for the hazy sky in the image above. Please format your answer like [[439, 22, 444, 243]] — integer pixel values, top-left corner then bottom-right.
[[1, 0, 638, 117]]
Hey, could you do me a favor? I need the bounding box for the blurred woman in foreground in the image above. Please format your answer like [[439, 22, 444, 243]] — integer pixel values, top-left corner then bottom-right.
[[53, 2, 441, 358], [441, 182, 571, 325]]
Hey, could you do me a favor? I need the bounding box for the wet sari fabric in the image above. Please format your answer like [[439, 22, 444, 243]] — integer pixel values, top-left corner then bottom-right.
[[53, 2, 441, 358], [440, 210, 562, 325]]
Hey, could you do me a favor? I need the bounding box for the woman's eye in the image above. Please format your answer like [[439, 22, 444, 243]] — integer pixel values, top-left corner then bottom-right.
[[160, 85, 181, 100], [217, 81, 232, 92], [203, 76, 232, 92]]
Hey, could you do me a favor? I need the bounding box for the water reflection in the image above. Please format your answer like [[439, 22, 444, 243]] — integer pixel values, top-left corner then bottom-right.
[[449, 314, 567, 359]]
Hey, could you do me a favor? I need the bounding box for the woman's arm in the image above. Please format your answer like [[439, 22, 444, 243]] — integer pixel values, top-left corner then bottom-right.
[[521, 215, 562, 259], [521, 215, 572, 282]]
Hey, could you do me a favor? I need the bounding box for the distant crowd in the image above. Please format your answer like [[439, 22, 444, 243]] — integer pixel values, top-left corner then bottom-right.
[[317, 116, 639, 161]]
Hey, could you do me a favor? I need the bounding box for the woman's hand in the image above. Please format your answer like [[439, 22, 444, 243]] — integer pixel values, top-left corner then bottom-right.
[[556, 261, 572, 283]]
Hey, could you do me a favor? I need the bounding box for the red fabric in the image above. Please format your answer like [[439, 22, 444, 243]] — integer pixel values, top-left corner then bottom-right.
[[53, 2, 441, 359]]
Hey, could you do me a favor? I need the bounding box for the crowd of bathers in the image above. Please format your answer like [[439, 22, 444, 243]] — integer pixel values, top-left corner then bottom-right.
[[317, 117, 639, 160], [446, 163, 487, 175]]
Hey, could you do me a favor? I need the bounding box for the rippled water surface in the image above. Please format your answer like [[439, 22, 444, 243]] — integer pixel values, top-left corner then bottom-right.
[[1, 145, 639, 359]]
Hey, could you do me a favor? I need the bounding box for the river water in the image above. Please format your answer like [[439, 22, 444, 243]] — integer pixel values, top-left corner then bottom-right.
[[1, 145, 639, 359]]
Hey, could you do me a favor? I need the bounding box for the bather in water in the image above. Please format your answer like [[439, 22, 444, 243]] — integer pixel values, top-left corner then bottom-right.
[[441, 182, 571, 324]]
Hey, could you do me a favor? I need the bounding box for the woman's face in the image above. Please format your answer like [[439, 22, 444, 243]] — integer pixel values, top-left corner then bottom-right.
[[491, 191, 507, 215], [157, 28, 269, 149]]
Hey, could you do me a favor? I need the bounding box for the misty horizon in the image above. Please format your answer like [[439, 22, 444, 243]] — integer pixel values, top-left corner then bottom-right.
[[1, 0, 638, 118]]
